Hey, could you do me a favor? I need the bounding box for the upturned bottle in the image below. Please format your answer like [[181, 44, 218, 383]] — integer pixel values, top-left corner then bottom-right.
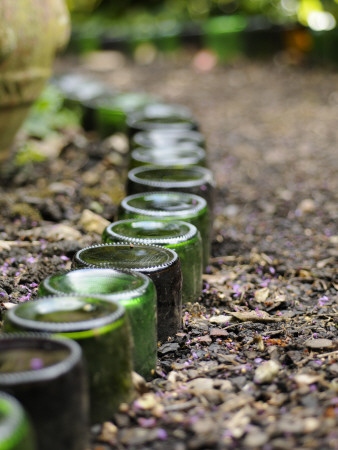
[[118, 191, 211, 269], [103, 219, 202, 303], [94, 92, 161, 136], [0, 392, 36, 450], [129, 144, 207, 169], [38, 268, 157, 379], [4, 296, 133, 424], [0, 333, 88, 449], [73, 244, 182, 342], [126, 103, 199, 137], [131, 129, 206, 150], [126, 165, 215, 212]]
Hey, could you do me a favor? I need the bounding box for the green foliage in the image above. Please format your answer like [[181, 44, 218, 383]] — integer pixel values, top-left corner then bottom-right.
[[66, 0, 102, 12], [90, 0, 338, 23], [14, 141, 48, 166], [22, 85, 81, 139]]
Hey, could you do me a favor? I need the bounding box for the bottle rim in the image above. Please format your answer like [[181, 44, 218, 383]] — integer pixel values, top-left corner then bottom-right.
[[5, 294, 126, 334], [120, 191, 207, 218], [105, 219, 198, 245], [41, 268, 152, 300], [53, 73, 111, 103], [74, 243, 179, 273], [96, 92, 160, 113], [132, 129, 205, 148], [126, 104, 198, 131], [0, 333, 82, 386], [131, 145, 205, 166], [0, 392, 27, 446], [128, 165, 213, 189], [127, 103, 193, 121]]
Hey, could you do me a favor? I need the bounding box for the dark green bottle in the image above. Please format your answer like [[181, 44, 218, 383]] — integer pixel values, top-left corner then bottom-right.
[[129, 144, 207, 169], [4, 296, 133, 424], [131, 129, 206, 150], [38, 268, 157, 379], [126, 103, 199, 137], [126, 165, 215, 211], [103, 219, 202, 304], [95, 92, 161, 136], [53, 73, 112, 107], [0, 392, 36, 450], [73, 244, 182, 342], [52, 73, 116, 131], [203, 15, 247, 63], [0, 333, 88, 449], [118, 192, 211, 269]]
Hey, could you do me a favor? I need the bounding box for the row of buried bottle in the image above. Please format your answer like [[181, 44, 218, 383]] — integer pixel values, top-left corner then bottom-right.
[[0, 81, 215, 450]]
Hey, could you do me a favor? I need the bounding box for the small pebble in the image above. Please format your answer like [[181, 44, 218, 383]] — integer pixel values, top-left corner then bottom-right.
[[79, 209, 110, 234], [158, 342, 180, 355], [254, 360, 281, 384], [210, 328, 228, 337], [187, 377, 214, 392], [306, 338, 334, 350], [209, 315, 232, 325], [298, 198, 316, 213]]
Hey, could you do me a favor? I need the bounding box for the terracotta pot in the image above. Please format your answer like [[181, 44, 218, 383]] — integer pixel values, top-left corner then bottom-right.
[[0, 0, 70, 161]]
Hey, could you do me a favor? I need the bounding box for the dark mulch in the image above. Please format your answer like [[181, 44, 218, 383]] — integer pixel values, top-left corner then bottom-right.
[[0, 53, 337, 449]]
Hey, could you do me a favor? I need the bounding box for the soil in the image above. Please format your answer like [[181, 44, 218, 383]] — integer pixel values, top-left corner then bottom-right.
[[0, 51, 337, 449]]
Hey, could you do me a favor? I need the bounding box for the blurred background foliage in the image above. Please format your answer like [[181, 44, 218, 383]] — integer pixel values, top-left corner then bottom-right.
[[67, 0, 338, 61], [15, 0, 338, 165], [70, 0, 338, 27], [66, 0, 338, 67]]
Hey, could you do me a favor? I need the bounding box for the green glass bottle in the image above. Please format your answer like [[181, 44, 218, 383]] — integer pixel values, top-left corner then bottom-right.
[[0, 392, 36, 450], [52, 73, 117, 131], [129, 144, 207, 169], [53, 73, 112, 107], [73, 244, 182, 342], [126, 166, 215, 211], [4, 296, 133, 424], [131, 129, 206, 150], [103, 219, 202, 304], [38, 268, 157, 379], [94, 92, 161, 136], [153, 22, 182, 53], [118, 192, 211, 269], [126, 103, 199, 137], [0, 333, 88, 450], [203, 15, 248, 63]]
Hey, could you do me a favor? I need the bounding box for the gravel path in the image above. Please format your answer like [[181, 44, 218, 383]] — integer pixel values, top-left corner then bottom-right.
[[1, 55, 337, 449]]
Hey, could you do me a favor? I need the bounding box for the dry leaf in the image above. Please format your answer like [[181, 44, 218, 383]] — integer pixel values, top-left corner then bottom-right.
[[202, 274, 227, 285], [273, 294, 286, 303], [229, 310, 283, 323], [316, 257, 335, 269], [305, 338, 334, 350], [209, 315, 233, 325], [21, 224, 81, 241], [0, 240, 11, 251], [254, 287, 270, 303], [294, 374, 322, 386]]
